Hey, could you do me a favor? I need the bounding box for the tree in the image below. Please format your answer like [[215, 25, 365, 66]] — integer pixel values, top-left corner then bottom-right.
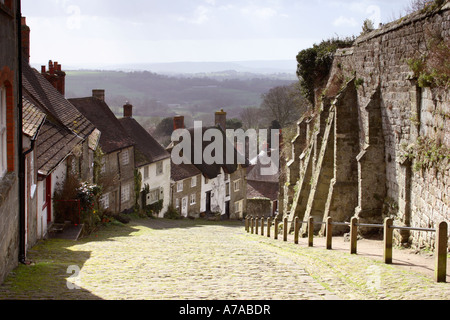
[[260, 83, 310, 128], [226, 118, 243, 130], [296, 37, 355, 105], [240, 107, 263, 130]]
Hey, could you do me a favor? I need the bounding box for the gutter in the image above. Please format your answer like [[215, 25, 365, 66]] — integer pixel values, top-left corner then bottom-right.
[[17, 0, 28, 264]]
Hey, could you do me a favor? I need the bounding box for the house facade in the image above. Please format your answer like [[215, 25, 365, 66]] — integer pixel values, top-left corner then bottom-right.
[[169, 111, 248, 220], [0, 0, 21, 283], [119, 103, 171, 217], [70, 90, 136, 214], [171, 161, 202, 218]]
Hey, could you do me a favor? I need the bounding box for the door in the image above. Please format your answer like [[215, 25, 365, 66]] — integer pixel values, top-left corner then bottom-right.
[[181, 196, 188, 217], [206, 191, 211, 213], [225, 201, 230, 219]]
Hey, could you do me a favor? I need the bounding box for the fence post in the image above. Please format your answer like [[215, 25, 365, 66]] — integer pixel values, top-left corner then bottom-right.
[[326, 217, 333, 250], [435, 221, 448, 283], [267, 217, 272, 238], [274, 216, 279, 240], [260, 217, 264, 236], [245, 217, 249, 232], [255, 217, 259, 235], [283, 217, 288, 242], [308, 217, 314, 247], [294, 217, 300, 244], [384, 218, 394, 264], [250, 217, 254, 234], [350, 217, 358, 254]]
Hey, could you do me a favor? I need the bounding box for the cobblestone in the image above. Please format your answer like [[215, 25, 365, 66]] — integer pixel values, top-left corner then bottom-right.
[[0, 218, 448, 300]]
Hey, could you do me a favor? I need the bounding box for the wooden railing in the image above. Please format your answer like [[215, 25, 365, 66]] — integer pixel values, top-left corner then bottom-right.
[[245, 215, 448, 283]]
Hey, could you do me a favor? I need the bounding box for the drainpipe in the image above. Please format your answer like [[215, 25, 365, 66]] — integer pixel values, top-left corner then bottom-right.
[[17, 0, 27, 264]]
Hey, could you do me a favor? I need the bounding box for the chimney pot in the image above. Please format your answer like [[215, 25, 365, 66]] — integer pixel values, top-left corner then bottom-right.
[[41, 66, 46, 73], [92, 89, 105, 102], [21, 17, 30, 63]]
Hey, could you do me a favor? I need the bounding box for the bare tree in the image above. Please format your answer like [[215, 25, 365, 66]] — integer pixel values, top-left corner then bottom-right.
[[260, 83, 310, 128], [240, 107, 263, 130], [405, 0, 436, 14]]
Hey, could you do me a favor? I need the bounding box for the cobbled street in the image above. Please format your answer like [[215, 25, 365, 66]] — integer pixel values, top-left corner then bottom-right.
[[0, 218, 448, 300]]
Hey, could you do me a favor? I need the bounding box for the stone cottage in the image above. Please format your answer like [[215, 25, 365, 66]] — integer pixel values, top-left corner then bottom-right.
[[70, 90, 135, 214]]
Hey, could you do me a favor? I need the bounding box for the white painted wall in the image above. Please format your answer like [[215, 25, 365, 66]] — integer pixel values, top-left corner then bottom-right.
[[140, 158, 171, 218], [200, 168, 230, 216]]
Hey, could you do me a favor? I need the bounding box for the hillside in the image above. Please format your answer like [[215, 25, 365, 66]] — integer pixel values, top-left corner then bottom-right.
[[64, 69, 297, 125]]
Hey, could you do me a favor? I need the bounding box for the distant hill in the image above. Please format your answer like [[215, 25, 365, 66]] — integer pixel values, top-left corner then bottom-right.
[[63, 68, 297, 125]]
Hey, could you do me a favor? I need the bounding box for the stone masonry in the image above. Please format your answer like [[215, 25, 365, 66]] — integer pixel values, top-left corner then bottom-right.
[[282, 3, 450, 249]]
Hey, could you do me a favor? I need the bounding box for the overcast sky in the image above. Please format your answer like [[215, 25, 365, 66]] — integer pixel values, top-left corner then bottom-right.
[[22, 0, 413, 68]]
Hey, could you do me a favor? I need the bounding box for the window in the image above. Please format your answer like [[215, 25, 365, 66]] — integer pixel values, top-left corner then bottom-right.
[[100, 193, 110, 209], [121, 184, 130, 203], [122, 149, 129, 165], [190, 194, 196, 205], [0, 86, 7, 178], [224, 173, 229, 181], [156, 161, 163, 176], [177, 181, 183, 192], [191, 176, 197, 188], [234, 179, 241, 192], [147, 188, 160, 205], [175, 198, 180, 209], [144, 166, 149, 179], [226, 182, 230, 197]]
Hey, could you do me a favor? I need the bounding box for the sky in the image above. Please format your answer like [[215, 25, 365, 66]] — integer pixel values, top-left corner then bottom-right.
[[22, 0, 414, 68]]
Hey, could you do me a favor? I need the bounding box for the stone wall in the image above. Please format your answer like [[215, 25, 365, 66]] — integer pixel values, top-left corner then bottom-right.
[[0, 0, 20, 283], [284, 3, 449, 249]]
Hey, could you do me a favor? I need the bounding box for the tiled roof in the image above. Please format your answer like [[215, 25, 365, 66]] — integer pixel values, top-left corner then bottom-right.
[[170, 159, 202, 182], [119, 117, 170, 167], [247, 180, 279, 201], [22, 97, 46, 139], [36, 119, 83, 176], [69, 97, 134, 154], [22, 62, 96, 177], [22, 62, 95, 139], [173, 125, 248, 179]]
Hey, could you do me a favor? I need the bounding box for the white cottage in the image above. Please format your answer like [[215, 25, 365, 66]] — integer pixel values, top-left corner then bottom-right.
[[119, 104, 171, 217]]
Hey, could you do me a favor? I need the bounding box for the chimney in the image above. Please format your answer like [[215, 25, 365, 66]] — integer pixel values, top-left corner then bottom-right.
[[123, 102, 133, 118], [215, 109, 227, 131], [173, 115, 185, 130], [41, 60, 66, 96], [21, 17, 30, 64], [92, 89, 105, 102]]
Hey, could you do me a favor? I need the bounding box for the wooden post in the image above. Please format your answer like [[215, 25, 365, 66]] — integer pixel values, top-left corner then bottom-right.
[[250, 217, 254, 234], [274, 216, 279, 240], [350, 217, 358, 254], [384, 218, 394, 264], [294, 217, 300, 244], [308, 217, 314, 247], [260, 217, 264, 236], [267, 217, 272, 238], [326, 217, 333, 250], [255, 217, 259, 235], [435, 221, 448, 283], [245, 217, 249, 232], [283, 217, 288, 242]]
